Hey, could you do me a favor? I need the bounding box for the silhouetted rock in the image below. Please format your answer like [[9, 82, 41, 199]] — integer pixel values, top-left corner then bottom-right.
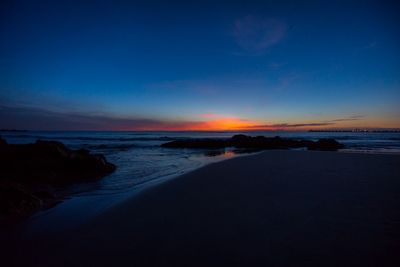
[[307, 138, 344, 151], [230, 135, 306, 149], [0, 139, 116, 218], [162, 135, 345, 152], [0, 137, 6, 146], [0, 182, 43, 216]]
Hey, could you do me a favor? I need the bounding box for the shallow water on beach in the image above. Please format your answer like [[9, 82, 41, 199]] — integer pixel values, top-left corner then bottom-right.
[[3, 130, 400, 194], [2, 130, 400, 232]]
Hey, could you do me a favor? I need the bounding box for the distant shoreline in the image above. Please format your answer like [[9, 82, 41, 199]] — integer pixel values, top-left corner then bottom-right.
[[1, 129, 400, 133], [309, 129, 400, 133], [0, 129, 28, 132]]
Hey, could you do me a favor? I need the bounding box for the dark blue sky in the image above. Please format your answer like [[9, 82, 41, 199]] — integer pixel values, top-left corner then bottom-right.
[[1, 0, 399, 130]]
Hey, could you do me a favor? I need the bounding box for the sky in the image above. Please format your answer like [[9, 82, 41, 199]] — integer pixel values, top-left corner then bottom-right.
[[0, 0, 399, 131]]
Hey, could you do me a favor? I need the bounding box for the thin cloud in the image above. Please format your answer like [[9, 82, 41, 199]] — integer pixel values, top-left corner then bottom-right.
[[0, 105, 368, 131], [0, 106, 253, 131], [233, 15, 286, 54], [0, 105, 199, 131], [362, 41, 377, 49], [240, 115, 366, 130], [273, 123, 334, 127], [330, 115, 365, 122], [241, 122, 334, 129]]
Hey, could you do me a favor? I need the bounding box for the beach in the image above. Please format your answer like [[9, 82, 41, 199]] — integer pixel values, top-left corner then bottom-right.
[[3, 150, 400, 266]]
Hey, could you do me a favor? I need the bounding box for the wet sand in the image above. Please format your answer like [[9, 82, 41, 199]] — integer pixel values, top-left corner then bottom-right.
[[3, 150, 400, 266]]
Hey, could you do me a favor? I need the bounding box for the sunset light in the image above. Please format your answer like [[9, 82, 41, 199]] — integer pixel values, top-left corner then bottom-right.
[[1, 1, 400, 266]]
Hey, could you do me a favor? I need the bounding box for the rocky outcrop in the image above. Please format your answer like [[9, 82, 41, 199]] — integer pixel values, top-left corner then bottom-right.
[[230, 135, 306, 149], [306, 138, 345, 151], [0, 137, 6, 146], [162, 135, 344, 151], [0, 138, 116, 218]]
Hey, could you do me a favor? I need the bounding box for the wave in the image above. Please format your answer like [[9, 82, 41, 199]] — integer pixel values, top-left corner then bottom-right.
[[84, 144, 139, 150]]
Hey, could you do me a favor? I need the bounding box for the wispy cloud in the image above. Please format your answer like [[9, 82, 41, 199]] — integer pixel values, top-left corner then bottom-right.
[[238, 115, 367, 130], [0, 105, 194, 131], [362, 41, 377, 49], [0, 105, 369, 131], [233, 15, 286, 55], [240, 122, 334, 130], [0, 105, 256, 131], [330, 115, 365, 122]]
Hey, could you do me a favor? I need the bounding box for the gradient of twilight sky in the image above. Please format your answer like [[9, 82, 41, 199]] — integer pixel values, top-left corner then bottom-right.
[[0, 0, 399, 131]]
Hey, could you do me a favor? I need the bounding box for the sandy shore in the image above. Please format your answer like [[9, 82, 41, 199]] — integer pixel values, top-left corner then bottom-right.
[[3, 150, 400, 266]]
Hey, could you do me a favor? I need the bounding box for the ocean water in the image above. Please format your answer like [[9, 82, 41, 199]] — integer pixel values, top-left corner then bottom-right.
[[3, 130, 400, 195], [2, 130, 400, 232]]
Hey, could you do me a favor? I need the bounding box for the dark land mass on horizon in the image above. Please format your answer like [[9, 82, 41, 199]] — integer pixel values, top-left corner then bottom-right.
[[162, 134, 344, 150], [0, 129, 28, 132], [309, 129, 400, 133]]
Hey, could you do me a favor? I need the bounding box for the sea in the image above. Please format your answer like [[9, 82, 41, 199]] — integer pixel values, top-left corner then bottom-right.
[[2, 130, 400, 233]]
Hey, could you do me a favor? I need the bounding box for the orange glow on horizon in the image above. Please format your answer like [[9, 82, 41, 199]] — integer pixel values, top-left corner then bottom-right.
[[114, 115, 400, 131], [116, 117, 263, 131], [192, 118, 260, 131]]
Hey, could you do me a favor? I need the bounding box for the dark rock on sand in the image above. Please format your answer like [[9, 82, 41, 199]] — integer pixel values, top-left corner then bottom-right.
[[0, 138, 116, 218], [230, 135, 305, 149], [306, 138, 345, 151], [0, 137, 6, 146], [0, 182, 43, 216], [162, 134, 344, 151]]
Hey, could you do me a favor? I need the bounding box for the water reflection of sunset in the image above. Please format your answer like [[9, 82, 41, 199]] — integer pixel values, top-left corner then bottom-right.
[[223, 151, 235, 158]]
